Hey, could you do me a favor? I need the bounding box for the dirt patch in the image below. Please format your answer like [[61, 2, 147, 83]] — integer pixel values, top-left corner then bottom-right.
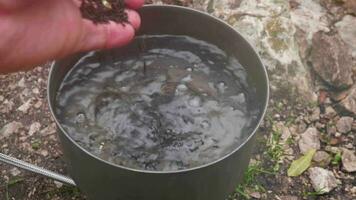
[[80, 0, 128, 24]]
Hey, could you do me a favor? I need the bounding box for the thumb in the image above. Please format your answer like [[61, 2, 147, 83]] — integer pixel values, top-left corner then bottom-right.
[[79, 20, 135, 52]]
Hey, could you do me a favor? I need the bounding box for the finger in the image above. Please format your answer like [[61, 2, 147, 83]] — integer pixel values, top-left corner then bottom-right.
[[125, 9, 141, 30], [0, 0, 34, 10], [79, 20, 135, 52], [72, 0, 82, 7], [125, 0, 144, 10]]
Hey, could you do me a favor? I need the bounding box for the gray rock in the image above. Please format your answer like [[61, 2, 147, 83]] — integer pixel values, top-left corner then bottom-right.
[[327, 125, 337, 135], [28, 122, 41, 136], [280, 195, 299, 200], [310, 107, 320, 122], [298, 127, 321, 154], [344, 0, 356, 15], [9, 168, 21, 176], [311, 31, 353, 89], [336, 116, 354, 133], [191, 0, 317, 101], [53, 181, 63, 188], [342, 149, 356, 172], [313, 151, 331, 167], [339, 86, 356, 115], [0, 121, 23, 139], [308, 167, 338, 194], [17, 77, 26, 88], [18, 99, 32, 113], [335, 15, 356, 57], [324, 106, 337, 119]]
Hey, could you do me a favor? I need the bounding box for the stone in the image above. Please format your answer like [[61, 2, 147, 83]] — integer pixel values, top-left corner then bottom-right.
[[0, 95, 4, 102], [18, 99, 32, 113], [10, 168, 21, 176], [344, 0, 356, 15], [249, 191, 261, 199], [1, 121, 23, 139], [28, 122, 41, 136], [335, 15, 356, 57], [32, 87, 40, 94], [339, 86, 356, 115], [280, 195, 299, 200], [327, 125, 337, 135], [34, 100, 43, 109], [324, 106, 337, 118], [53, 181, 63, 188], [311, 31, 353, 89], [336, 116, 354, 133], [0, 99, 14, 114], [308, 167, 338, 194], [192, 0, 317, 101], [298, 127, 321, 154], [39, 149, 49, 157], [313, 151, 331, 167], [309, 107, 320, 122], [17, 77, 26, 88], [342, 149, 356, 172]]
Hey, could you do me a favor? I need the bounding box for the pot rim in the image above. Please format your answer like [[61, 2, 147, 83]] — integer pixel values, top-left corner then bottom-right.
[[47, 4, 270, 174]]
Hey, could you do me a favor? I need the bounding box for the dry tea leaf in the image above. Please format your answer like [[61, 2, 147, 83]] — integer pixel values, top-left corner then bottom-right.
[[288, 149, 316, 177]]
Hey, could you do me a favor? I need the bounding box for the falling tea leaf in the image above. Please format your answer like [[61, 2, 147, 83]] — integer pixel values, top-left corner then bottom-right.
[[288, 149, 316, 177]]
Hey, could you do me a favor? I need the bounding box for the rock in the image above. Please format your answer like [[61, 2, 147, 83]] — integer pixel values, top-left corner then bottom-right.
[[313, 151, 331, 167], [324, 106, 337, 119], [342, 149, 356, 172], [249, 191, 261, 199], [53, 181, 63, 188], [280, 195, 299, 200], [193, 0, 317, 101], [18, 99, 32, 113], [339, 86, 356, 115], [40, 123, 57, 136], [0, 95, 4, 102], [335, 15, 356, 57], [344, 0, 356, 15], [33, 100, 43, 109], [309, 107, 320, 122], [1, 121, 23, 139], [298, 127, 321, 154], [325, 146, 342, 154], [311, 31, 353, 89], [327, 125, 337, 135], [336, 116, 354, 133], [28, 122, 41, 136], [39, 149, 49, 157], [32, 87, 40, 94], [308, 167, 338, 194], [17, 77, 26, 88], [10, 168, 21, 176], [0, 99, 14, 114]]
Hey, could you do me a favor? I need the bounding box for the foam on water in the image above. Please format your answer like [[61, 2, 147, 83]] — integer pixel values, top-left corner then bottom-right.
[[56, 35, 258, 171]]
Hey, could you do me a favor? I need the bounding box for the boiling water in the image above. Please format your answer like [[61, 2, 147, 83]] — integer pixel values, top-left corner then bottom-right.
[[56, 35, 259, 171]]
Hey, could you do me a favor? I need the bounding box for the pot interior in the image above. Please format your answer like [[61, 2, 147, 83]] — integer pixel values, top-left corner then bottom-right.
[[48, 5, 268, 172]]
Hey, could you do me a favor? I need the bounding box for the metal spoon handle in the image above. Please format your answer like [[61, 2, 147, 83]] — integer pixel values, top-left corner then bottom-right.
[[0, 152, 76, 186]]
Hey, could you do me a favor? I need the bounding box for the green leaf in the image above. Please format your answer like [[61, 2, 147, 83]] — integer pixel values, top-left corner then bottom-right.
[[287, 149, 316, 177]]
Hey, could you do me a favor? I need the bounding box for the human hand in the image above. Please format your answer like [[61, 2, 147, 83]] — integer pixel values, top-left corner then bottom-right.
[[0, 0, 144, 73]]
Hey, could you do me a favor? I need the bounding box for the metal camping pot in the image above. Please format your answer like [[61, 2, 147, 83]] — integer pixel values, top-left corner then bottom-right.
[[0, 5, 269, 200]]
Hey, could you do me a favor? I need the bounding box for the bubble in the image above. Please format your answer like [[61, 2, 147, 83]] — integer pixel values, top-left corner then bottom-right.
[[177, 84, 188, 92], [182, 75, 192, 82], [120, 86, 130, 92], [217, 81, 227, 93], [188, 96, 201, 107], [200, 120, 211, 129], [75, 112, 86, 124]]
